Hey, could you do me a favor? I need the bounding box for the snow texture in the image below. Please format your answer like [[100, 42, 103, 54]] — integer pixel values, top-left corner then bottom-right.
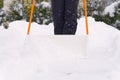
[[0, 17, 120, 80]]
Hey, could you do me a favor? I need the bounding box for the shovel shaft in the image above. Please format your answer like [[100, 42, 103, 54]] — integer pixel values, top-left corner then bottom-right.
[[83, 0, 89, 35], [27, 0, 35, 35]]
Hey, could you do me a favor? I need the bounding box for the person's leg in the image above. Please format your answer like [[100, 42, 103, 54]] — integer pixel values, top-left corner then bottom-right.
[[63, 0, 79, 34], [51, 0, 65, 34]]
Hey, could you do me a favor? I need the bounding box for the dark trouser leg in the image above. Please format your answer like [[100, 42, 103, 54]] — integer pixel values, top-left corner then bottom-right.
[[51, 0, 65, 34], [63, 0, 79, 34]]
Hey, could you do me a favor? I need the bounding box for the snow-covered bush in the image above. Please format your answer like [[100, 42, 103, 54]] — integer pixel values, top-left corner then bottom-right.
[[0, 9, 9, 29], [7, 1, 23, 22], [78, 0, 106, 19], [6, 1, 52, 25], [87, 0, 105, 16], [0, 9, 5, 26], [7, 1, 52, 25], [103, 1, 120, 30], [37, 1, 52, 25], [86, 0, 120, 30], [24, 1, 52, 25], [103, 1, 120, 17]]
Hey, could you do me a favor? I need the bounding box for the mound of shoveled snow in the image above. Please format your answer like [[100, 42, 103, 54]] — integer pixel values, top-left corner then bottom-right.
[[0, 17, 120, 80]]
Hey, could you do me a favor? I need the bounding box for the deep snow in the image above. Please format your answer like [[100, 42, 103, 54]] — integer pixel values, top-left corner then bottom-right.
[[0, 17, 120, 80]]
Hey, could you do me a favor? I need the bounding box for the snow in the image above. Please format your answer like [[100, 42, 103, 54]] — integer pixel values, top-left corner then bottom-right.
[[103, 1, 120, 17], [40, 1, 51, 9], [0, 17, 120, 80]]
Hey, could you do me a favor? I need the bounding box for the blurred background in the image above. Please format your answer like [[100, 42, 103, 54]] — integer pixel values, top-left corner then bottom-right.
[[0, 0, 120, 30]]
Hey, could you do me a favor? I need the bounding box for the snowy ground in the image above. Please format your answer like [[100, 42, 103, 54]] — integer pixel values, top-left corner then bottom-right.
[[0, 17, 120, 80]]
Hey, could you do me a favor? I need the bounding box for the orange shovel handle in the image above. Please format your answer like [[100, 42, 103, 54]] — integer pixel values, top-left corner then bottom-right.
[[83, 0, 89, 35], [27, 0, 35, 35]]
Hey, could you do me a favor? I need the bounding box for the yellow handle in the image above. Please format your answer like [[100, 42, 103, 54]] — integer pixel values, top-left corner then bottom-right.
[[27, 0, 35, 35], [83, 0, 89, 35]]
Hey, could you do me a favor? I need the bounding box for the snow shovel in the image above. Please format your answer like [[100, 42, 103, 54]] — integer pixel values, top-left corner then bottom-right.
[[26, 0, 89, 57]]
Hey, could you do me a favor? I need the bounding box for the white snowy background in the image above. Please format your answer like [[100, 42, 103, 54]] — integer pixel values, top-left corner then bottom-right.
[[0, 17, 120, 80]]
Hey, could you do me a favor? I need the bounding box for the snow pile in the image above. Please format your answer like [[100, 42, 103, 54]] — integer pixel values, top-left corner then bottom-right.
[[103, 1, 120, 17], [0, 17, 120, 80]]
